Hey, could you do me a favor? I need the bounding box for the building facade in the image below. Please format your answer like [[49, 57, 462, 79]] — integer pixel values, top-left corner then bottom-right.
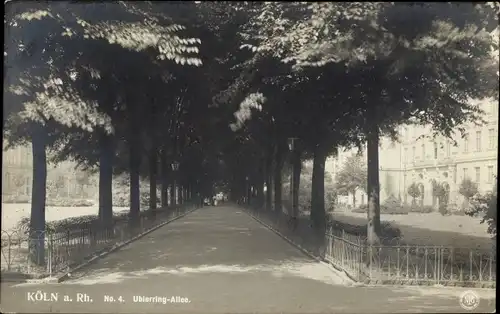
[[326, 98, 498, 209]]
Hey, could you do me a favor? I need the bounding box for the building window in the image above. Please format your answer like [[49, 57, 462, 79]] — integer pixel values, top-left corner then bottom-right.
[[361, 194, 365, 205], [488, 166, 494, 183], [464, 134, 469, 153], [421, 144, 425, 160], [475, 167, 480, 183], [433, 142, 438, 159], [489, 129, 496, 150], [476, 131, 482, 152], [463, 168, 468, 180], [412, 146, 416, 161]]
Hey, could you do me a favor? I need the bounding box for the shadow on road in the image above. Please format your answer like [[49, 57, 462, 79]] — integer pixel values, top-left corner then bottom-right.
[[65, 205, 325, 285]]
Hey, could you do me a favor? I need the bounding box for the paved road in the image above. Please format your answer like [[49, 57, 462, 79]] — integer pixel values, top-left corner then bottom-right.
[[1, 204, 495, 313]]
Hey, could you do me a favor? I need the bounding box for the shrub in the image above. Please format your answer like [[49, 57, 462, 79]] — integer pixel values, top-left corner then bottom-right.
[[379, 195, 409, 215], [380, 221, 402, 238], [351, 203, 409, 215], [17, 215, 99, 235], [352, 204, 368, 213], [451, 210, 467, 216], [381, 204, 409, 215], [438, 203, 449, 216], [2, 195, 95, 207], [2, 194, 31, 204], [466, 186, 497, 239], [381, 195, 408, 214], [46, 198, 95, 207], [328, 219, 402, 239], [408, 204, 434, 213], [407, 182, 421, 205], [112, 178, 162, 208], [334, 203, 352, 212], [383, 194, 401, 207]]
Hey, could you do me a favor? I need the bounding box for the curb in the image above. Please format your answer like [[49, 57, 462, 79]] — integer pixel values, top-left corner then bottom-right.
[[242, 209, 357, 286], [53, 206, 198, 283]]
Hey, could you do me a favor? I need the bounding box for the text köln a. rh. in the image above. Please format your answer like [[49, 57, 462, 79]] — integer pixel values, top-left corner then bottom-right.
[[27, 291, 93, 303]]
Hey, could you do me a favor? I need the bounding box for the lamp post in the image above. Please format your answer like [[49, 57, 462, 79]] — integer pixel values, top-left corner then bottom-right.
[[196, 178, 202, 207], [171, 161, 179, 205], [288, 138, 298, 218], [245, 176, 250, 205]]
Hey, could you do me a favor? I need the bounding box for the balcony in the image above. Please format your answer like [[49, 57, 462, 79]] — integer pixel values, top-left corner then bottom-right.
[[436, 157, 456, 166], [413, 158, 437, 168], [411, 156, 456, 169]]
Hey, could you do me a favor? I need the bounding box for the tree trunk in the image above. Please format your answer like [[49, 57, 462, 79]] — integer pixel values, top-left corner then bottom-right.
[[310, 144, 327, 230], [179, 185, 183, 204], [170, 182, 176, 206], [367, 127, 381, 245], [160, 148, 168, 207], [149, 146, 158, 211], [274, 143, 285, 215], [352, 192, 357, 208], [290, 149, 302, 218], [98, 131, 114, 232], [129, 136, 141, 228], [265, 151, 273, 210], [30, 126, 47, 266], [256, 158, 265, 208]]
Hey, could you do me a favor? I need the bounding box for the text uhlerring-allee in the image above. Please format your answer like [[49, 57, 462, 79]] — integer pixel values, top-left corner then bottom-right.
[[133, 295, 191, 304]]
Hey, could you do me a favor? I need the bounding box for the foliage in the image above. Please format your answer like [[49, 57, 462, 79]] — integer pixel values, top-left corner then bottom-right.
[[2, 195, 31, 204], [466, 182, 497, 239], [353, 196, 438, 215], [353, 202, 409, 215], [431, 179, 442, 198], [236, 2, 498, 238], [459, 178, 479, 199], [407, 182, 421, 204], [383, 194, 401, 208], [327, 218, 402, 239], [111, 175, 162, 208], [4, 3, 499, 246], [410, 205, 435, 214], [335, 154, 367, 196]]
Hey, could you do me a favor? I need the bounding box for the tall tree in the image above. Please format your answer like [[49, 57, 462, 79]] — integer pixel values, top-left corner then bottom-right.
[[335, 154, 367, 207]]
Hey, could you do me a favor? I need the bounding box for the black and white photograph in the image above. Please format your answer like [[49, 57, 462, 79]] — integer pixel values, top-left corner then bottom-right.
[[2, 1, 498, 313]]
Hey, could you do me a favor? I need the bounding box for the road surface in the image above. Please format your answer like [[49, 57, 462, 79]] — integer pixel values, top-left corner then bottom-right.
[[1, 204, 495, 313]]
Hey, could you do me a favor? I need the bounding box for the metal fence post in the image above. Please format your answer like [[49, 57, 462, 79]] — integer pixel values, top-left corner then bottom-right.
[[341, 230, 345, 269], [7, 238, 11, 271], [369, 244, 373, 279], [47, 234, 52, 277], [469, 251, 473, 282], [406, 245, 410, 280]]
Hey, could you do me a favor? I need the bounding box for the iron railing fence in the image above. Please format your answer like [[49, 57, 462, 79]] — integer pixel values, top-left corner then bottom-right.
[[1, 203, 195, 279], [245, 205, 496, 288]]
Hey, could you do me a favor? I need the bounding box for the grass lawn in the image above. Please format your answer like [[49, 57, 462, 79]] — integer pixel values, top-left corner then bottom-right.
[[327, 211, 494, 251], [1, 203, 132, 232]]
